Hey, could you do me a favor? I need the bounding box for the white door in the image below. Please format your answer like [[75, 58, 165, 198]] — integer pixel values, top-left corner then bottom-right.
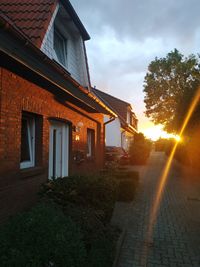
[[49, 121, 69, 179]]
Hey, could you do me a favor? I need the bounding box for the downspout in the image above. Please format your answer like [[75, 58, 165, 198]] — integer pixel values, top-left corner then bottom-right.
[[104, 117, 116, 126], [121, 129, 126, 150], [103, 117, 116, 166], [104, 117, 116, 144]]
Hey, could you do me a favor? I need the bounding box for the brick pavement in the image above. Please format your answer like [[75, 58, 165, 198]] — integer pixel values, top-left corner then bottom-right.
[[117, 151, 200, 267]]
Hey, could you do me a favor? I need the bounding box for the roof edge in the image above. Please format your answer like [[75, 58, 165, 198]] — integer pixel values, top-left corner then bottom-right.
[[93, 87, 132, 107], [60, 0, 90, 41], [0, 13, 116, 117]]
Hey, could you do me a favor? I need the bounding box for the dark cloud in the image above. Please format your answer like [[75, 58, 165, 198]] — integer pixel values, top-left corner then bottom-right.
[[71, 0, 200, 43], [70, 0, 200, 130]]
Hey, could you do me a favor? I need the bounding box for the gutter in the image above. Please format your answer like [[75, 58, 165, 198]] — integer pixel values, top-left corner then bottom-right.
[[0, 13, 116, 117], [92, 88, 138, 133], [126, 124, 138, 134], [104, 117, 116, 126]]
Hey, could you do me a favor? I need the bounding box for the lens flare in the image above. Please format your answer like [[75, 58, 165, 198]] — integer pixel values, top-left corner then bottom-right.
[[174, 135, 181, 142], [145, 86, 200, 256]]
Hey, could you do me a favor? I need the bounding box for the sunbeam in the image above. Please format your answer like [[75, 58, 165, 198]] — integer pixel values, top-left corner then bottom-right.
[[144, 86, 200, 261]]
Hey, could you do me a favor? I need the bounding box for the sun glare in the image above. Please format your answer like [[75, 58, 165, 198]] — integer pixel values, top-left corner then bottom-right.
[[144, 86, 200, 264], [142, 125, 181, 142], [174, 135, 181, 142]]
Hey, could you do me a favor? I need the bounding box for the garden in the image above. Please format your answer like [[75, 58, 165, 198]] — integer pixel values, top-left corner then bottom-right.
[[0, 169, 139, 267]]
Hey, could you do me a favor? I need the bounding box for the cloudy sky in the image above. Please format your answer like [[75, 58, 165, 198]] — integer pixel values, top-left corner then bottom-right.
[[71, 0, 200, 133]]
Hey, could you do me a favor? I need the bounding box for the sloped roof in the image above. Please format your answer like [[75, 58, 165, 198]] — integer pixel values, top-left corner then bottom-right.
[[0, 0, 90, 47], [0, 0, 56, 47], [0, 3, 116, 116], [92, 88, 137, 133], [92, 87, 131, 122]]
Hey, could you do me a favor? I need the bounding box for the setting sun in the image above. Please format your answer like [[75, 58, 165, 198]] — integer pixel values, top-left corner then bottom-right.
[[142, 125, 181, 141]]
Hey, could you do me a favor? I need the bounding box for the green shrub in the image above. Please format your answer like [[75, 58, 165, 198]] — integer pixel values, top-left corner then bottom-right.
[[86, 229, 118, 267], [59, 203, 119, 267], [117, 179, 139, 202], [165, 140, 191, 165], [114, 170, 139, 180], [39, 175, 120, 266], [155, 138, 168, 151], [63, 203, 107, 249], [129, 133, 152, 165], [0, 203, 86, 267], [40, 175, 118, 223]]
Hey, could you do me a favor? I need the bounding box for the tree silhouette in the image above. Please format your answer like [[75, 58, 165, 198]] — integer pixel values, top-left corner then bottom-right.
[[144, 49, 200, 134]]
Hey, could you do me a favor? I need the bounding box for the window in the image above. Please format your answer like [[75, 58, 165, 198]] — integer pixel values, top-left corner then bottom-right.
[[127, 110, 131, 124], [87, 129, 95, 158], [53, 27, 67, 66], [20, 114, 35, 169]]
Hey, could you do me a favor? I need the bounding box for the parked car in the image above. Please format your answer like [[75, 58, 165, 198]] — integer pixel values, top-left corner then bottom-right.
[[105, 146, 130, 165]]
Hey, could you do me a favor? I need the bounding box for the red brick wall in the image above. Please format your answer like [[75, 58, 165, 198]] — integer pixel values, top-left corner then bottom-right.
[[0, 67, 104, 220]]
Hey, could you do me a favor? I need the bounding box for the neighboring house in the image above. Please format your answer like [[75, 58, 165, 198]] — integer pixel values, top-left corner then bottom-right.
[[92, 88, 138, 151], [0, 0, 116, 220]]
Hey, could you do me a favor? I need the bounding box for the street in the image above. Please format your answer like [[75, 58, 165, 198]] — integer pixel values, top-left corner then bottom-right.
[[117, 151, 200, 267]]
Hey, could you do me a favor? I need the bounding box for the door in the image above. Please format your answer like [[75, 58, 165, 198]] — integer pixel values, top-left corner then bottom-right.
[[49, 121, 69, 179]]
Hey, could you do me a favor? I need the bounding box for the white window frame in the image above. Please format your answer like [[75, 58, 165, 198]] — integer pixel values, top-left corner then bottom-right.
[[20, 115, 35, 169], [53, 27, 67, 67]]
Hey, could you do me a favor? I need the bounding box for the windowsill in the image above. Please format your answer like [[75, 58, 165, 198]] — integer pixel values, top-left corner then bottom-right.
[[52, 59, 71, 75], [20, 166, 45, 179]]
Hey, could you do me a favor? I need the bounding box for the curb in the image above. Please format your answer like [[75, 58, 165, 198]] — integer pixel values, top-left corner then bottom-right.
[[112, 228, 126, 267]]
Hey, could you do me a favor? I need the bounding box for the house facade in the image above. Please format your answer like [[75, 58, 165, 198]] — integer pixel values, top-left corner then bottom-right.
[[92, 88, 138, 151], [0, 0, 116, 220]]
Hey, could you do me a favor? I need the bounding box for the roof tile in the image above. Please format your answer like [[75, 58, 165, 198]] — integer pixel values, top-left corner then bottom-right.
[[0, 0, 57, 47], [92, 88, 131, 122]]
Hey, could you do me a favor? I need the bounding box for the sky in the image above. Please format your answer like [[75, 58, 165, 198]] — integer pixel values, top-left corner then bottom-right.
[[71, 0, 200, 136]]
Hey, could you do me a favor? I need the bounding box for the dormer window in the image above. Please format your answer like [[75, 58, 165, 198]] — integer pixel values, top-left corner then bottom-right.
[[127, 110, 131, 124], [41, 3, 90, 87], [53, 27, 67, 67]]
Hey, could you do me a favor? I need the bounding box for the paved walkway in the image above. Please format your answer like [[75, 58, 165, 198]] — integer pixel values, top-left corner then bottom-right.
[[117, 151, 200, 267]]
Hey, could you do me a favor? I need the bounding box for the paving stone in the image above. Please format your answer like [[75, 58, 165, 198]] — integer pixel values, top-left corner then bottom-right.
[[116, 151, 200, 267]]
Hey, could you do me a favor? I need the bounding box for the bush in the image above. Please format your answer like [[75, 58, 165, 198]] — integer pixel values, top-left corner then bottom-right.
[[40, 175, 118, 224], [165, 139, 191, 165], [129, 133, 152, 165], [155, 138, 168, 151], [0, 203, 86, 267], [117, 177, 139, 202], [40, 175, 120, 266], [62, 203, 119, 267], [86, 230, 117, 267], [114, 170, 139, 180]]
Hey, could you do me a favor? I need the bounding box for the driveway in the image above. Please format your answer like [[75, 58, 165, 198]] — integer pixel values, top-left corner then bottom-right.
[[116, 151, 200, 267]]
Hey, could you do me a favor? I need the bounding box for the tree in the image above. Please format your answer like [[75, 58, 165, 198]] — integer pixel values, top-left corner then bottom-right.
[[143, 49, 200, 134], [129, 133, 152, 164]]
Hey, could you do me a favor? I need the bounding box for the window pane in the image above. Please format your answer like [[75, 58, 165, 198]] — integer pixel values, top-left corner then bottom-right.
[[54, 29, 66, 66], [21, 118, 30, 162]]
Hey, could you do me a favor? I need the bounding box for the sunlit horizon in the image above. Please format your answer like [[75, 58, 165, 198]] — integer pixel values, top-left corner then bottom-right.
[[141, 124, 181, 141]]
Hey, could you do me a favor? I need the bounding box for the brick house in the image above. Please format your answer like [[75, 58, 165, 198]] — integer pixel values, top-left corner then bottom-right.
[[92, 88, 138, 151], [0, 0, 116, 220]]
